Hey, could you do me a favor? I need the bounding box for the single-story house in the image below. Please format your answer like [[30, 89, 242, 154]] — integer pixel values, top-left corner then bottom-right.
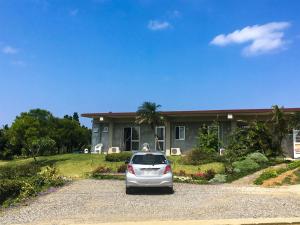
[[81, 108, 300, 158]]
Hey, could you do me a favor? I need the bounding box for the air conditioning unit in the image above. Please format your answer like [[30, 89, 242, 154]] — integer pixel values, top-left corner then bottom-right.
[[171, 148, 181, 156], [108, 147, 120, 154]]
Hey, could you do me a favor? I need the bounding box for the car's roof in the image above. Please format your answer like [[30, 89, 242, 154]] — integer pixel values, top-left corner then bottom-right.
[[132, 151, 165, 156]]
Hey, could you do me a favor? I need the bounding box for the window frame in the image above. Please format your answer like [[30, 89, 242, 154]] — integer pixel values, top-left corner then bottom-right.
[[175, 126, 185, 141]]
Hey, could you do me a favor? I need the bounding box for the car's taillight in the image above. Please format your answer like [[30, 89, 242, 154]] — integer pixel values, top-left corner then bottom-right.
[[127, 164, 135, 175], [164, 165, 171, 174]]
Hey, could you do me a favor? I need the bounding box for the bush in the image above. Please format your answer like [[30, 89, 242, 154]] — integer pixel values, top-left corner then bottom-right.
[[117, 164, 127, 173], [191, 172, 206, 180], [204, 169, 216, 180], [0, 148, 14, 160], [209, 174, 227, 183], [105, 152, 133, 162], [38, 166, 65, 187], [287, 160, 300, 170], [92, 166, 112, 176], [0, 162, 41, 179], [0, 179, 23, 204], [246, 152, 268, 164], [232, 158, 260, 173], [254, 169, 278, 185], [182, 149, 218, 165]]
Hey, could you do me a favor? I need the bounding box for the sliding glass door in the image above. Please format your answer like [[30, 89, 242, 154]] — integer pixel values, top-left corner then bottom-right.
[[123, 127, 140, 151], [155, 126, 165, 151]]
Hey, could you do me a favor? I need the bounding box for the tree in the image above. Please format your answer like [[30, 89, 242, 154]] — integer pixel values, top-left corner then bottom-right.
[[0, 125, 12, 160], [6, 108, 91, 158], [72, 112, 79, 122], [27, 137, 57, 162], [288, 112, 300, 131], [135, 102, 164, 130], [269, 105, 288, 156]]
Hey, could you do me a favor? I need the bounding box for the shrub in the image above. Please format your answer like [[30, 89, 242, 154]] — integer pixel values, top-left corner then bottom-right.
[[0, 179, 23, 204], [191, 172, 206, 180], [287, 160, 300, 170], [0, 162, 41, 179], [246, 152, 268, 164], [232, 158, 260, 173], [0, 148, 14, 160], [38, 166, 65, 187], [117, 164, 127, 173], [105, 152, 133, 162], [254, 169, 278, 185], [209, 174, 227, 183], [178, 170, 186, 176], [204, 169, 216, 180], [92, 166, 112, 175]]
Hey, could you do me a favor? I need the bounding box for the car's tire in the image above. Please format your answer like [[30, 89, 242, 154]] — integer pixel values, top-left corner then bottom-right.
[[167, 187, 174, 194], [126, 187, 133, 195]]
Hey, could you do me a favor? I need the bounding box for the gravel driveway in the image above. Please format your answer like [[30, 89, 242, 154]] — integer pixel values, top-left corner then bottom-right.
[[1, 180, 300, 224]]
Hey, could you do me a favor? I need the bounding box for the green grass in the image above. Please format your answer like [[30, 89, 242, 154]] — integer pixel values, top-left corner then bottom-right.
[[168, 156, 225, 174], [0, 154, 124, 178], [0, 154, 225, 179]]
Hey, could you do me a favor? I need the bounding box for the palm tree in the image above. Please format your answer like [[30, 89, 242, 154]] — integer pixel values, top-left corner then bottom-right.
[[135, 102, 164, 130]]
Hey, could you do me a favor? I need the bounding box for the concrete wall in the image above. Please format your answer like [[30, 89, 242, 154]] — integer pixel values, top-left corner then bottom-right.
[[91, 122, 109, 152], [90, 119, 294, 157], [91, 119, 234, 153]]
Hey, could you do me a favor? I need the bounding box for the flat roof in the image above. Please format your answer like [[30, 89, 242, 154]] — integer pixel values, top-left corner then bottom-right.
[[81, 107, 300, 119]]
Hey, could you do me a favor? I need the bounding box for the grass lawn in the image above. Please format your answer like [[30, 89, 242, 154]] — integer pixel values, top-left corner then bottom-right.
[[0, 154, 225, 178]]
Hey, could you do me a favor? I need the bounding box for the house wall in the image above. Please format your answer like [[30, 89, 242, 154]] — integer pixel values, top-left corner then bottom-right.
[[90, 118, 294, 157], [91, 122, 109, 152]]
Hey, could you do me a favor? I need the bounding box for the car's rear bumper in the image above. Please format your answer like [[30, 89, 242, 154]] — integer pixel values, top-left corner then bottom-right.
[[126, 172, 173, 188]]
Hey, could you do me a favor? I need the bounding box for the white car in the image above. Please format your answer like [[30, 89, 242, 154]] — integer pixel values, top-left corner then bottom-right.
[[125, 151, 173, 194]]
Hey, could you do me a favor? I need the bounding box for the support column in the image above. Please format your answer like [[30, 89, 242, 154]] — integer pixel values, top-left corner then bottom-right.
[[108, 121, 114, 149], [165, 120, 171, 156]]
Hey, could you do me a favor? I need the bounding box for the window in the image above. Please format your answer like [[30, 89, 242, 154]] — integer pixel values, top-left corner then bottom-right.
[[124, 127, 140, 151], [132, 154, 167, 165], [155, 126, 165, 151], [175, 126, 185, 140]]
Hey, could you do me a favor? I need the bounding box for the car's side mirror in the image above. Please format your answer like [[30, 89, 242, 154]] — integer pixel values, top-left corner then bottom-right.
[[125, 159, 129, 164]]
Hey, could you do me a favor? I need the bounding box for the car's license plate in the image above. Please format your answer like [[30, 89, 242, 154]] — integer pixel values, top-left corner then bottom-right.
[[143, 170, 156, 175]]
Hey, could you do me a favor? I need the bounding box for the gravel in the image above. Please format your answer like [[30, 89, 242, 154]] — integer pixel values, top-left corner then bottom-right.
[[1, 180, 300, 224]]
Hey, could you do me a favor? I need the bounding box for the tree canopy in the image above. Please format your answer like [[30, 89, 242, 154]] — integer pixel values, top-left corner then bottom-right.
[[0, 109, 91, 160]]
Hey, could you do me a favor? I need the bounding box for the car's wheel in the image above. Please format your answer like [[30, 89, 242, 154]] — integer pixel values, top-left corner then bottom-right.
[[167, 187, 174, 194], [126, 187, 133, 194]]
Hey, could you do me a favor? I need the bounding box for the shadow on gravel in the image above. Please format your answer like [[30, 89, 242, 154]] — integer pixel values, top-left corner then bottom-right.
[[129, 187, 174, 195]]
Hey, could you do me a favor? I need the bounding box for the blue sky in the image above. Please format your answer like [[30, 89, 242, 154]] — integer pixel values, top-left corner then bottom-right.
[[0, 0, 300, 127]]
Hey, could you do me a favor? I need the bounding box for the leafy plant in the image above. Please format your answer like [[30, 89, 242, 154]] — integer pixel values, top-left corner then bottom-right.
[[117, 164, 127, 173], [135, 102, 164, 130], [232, 158, 260, 173], [209, 174, 227, 183], [92, 166, 112, 175], [0, 179, 22, 204], [105, 152, 133, 162], [246, 152, 268, 164], [254, 169, 278, 185]]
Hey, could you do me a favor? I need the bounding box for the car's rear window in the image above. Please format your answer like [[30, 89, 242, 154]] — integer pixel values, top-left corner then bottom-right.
[[131, 154, 167, 165]]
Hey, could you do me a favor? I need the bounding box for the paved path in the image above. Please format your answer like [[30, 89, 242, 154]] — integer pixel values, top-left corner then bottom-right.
[[231, 163, 288, 186], [1, 180, 300, 224]]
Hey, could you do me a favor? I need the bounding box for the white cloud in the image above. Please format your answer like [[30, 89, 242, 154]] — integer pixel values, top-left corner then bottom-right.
[[210, 22, 290, 55], [69, 9, 79, 16], [148, 20, 171, 31], [2, 45, 18, 54]]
